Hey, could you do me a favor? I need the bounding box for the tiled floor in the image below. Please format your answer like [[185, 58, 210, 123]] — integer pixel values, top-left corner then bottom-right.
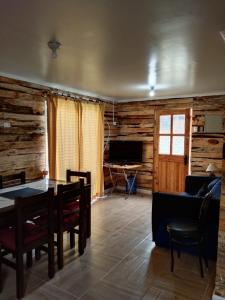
[[0, 193, 215, 299]]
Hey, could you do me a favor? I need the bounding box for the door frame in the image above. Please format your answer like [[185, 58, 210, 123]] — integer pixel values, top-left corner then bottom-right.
[[153, 108, 192, 192]]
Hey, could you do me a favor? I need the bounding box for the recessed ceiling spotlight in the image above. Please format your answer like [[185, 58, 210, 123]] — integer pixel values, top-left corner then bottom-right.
[[48, 39, 61, 58], [149, 86, 155, 97]]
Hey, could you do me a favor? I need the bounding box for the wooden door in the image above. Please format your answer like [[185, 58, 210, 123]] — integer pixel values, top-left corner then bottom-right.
[[154, 109, 191, 192]]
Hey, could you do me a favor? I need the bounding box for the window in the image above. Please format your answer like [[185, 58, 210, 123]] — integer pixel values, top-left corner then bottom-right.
[[159, 114, 185, 156]]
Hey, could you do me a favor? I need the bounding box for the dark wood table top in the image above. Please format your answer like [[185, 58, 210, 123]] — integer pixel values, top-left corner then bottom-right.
[[0, 178, 67, 213]]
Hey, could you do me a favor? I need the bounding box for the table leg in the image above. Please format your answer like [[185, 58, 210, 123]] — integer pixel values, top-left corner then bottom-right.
[[108, 166, 116, 194], [125, 169, 138, 200]]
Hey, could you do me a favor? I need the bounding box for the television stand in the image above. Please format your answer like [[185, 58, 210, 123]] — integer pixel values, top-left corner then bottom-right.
[[104, 163, 142, 199]]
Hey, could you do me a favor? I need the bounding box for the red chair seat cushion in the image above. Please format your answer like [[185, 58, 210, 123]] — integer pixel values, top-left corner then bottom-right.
[[0, 222, 47, 251], [63, 200, 79, 212], [63, 212, 79, 230], [33, 201, 80, 232]]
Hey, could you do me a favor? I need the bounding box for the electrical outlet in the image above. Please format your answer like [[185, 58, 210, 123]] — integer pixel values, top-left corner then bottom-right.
[[3, 122, 11, 128]]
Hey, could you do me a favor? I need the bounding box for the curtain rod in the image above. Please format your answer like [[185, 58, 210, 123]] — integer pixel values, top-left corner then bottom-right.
[[43, 88, 108, 104]]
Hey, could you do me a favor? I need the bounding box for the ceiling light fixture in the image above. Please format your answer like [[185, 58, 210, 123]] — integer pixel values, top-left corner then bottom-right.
[[48, 39, 61, 58], [149, 86, 155, 97]]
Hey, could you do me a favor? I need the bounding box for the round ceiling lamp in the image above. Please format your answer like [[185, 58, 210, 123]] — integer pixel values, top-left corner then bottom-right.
[[48, 39, 61, 58]]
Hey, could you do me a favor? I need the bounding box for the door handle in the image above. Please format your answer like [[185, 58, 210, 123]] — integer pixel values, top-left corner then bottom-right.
[[184, 155, 188, 165]]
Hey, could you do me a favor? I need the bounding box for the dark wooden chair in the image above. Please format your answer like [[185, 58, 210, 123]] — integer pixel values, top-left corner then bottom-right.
[[66, 169, 91, 238], [167, 192, 213, 277], [56, 178, 86, 269], [0, 188, 55, 299], [0, 171, 26, 189]]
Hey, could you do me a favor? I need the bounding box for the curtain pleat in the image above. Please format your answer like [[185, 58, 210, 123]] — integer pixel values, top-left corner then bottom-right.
[[47, 95, 57, 179], [80, 102, 105, 196], [48, 96, 104, 196]]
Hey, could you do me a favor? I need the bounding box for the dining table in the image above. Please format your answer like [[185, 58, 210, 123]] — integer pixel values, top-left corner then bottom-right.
[[0, 178, 90, 228]]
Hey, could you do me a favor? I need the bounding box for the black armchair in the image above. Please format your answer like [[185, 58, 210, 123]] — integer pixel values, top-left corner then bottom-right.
[[152, 176, 220, 260]]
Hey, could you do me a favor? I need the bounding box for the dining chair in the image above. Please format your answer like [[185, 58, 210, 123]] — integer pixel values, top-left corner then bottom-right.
[[56, 178, 86, 269], [0, 171, 26, 189], [66, 169, 91, 237], [0, 188, 55, 299], [167, 191, 212, 277]]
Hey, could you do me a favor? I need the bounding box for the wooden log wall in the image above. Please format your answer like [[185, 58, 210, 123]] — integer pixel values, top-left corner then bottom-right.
[[107, 96, 225, 191], [192, 96, 225, 176], [0, 76, 48, 180], [113, 98, 192, 190], [215, 161, 225, 297]]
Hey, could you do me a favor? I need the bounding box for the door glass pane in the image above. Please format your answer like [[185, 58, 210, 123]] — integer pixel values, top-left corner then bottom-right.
[[160, 115, 171, 134], [173, 114, 185, 134], [172, 136, 184, 155], [159, 136, 170, 154]]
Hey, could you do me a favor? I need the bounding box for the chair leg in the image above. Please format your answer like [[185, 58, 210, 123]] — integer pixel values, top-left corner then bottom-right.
[[170, 241, 174, 272], [48, 234, 55, 278], [35, 248, 41, 261], [57, 231, 64, 270], [0, 244, 2, 293], [203, 255, 208, 270], [198, 244, 204, 278], [78, 236, 85, 255], [69, 231, 75, 249], [177, 247, 181, 258], [16, 252, 24, 299], [87, 203, 91, 238], [202, 241, 209, 269], [26, 251, 32, 268], [78, 217, 86, 255]]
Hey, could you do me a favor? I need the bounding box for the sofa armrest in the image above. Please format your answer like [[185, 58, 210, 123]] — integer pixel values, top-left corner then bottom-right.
[[152, 192, 203, 241], [185, 175, 219, 194]]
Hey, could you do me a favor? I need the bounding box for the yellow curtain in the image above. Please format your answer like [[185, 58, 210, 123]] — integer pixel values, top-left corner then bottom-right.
[[47, 95, 57, 179], [80, 102, 105, 197], [48, 96, 104, 196], [48, 96, 80, 180]]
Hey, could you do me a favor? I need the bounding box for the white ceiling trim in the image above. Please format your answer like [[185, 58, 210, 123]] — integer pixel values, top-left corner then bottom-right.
[[0, 71, 115, 103], [116, 91, 225, 103]]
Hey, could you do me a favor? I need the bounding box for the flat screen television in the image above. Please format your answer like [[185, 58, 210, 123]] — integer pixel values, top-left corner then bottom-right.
[[109, 141, 143, 163]]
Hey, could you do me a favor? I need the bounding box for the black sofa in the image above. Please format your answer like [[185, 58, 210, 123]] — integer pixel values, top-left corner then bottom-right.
[[152, 175, 220, 260]]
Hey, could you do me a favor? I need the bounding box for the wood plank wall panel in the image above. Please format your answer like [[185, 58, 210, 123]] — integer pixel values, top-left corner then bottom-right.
[[114, 99, 192, 190], [215, 163, 225, 297], [192, 96, 225, 176], [107, 96, 225, 191], [0, 76, 48, 180]]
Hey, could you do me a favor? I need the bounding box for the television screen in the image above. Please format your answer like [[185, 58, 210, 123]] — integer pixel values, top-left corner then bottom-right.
[[109, 141, 143, 163]]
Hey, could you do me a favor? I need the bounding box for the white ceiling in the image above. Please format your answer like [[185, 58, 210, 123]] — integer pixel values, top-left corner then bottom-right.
[[0, 0, 225, 102]]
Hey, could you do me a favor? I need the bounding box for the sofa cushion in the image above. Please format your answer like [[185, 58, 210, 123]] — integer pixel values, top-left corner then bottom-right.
[[208, 178, 220, 191], [211, 180, 221, 200]]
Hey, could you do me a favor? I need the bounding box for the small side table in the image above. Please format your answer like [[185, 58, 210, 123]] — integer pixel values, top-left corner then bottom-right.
[[104, 163, 142, 199]]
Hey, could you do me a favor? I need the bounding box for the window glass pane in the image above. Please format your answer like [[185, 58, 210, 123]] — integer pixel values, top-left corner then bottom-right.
[[160, 115, 171, 134], [159, 136, 170, 154], [172, 136, 185, 155], [173, 114, 185, 134]]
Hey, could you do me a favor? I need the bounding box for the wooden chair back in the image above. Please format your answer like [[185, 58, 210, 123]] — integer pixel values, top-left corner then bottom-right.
[[0, 171, 26, 189], [15, 188, 54, 252], [66, 169, 91, 185], [66, 169, 91, 238], [57, 179, 85, 217]]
